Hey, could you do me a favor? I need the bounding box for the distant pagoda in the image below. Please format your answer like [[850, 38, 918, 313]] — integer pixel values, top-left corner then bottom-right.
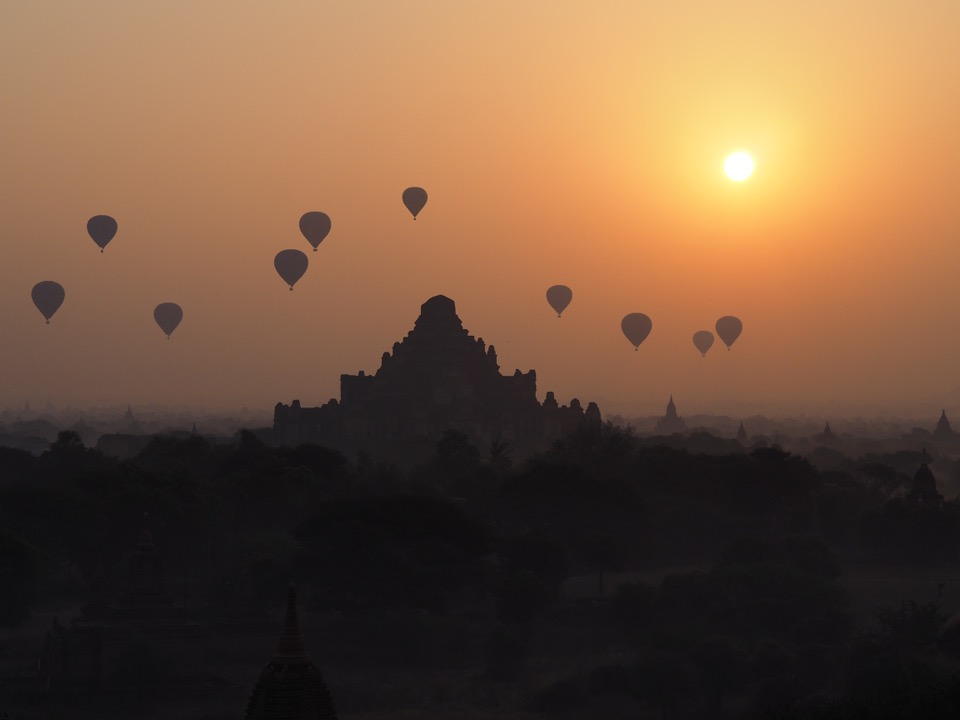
[[813, 421, 839, 446], [908, 453, 943, 507], [736, 421, 748, 445], [654, 396, 686, 435], [244, 585, 338, 720], [933, 409, 957, 441], [274, 295, 600, 461]]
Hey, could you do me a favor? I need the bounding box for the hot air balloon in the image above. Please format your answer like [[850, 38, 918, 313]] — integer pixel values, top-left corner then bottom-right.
[[716, 316, 743, 349], [692, 330, 714, 356], [299, 211, 331, 251], [31, 281, 65, 324], [87, 215, 117, 253], [621, 313, 652, 350], [274, 249, 309, 290], [402, 187, 428, 219], [546, 285, 573, 317], [154, 303, 183, 339]]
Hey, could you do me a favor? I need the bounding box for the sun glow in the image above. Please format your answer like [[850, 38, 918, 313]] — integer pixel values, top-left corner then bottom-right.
[[724, 151, 754, 181]]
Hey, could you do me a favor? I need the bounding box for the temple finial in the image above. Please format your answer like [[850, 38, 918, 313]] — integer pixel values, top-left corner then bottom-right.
[[275, 583, 307, 659]]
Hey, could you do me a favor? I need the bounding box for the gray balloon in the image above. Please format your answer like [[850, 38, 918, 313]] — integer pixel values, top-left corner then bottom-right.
[[87, 215, 117, 253], [31, 281, 65, 324], [693, 330, 714, 356], [715, 316, 743, 349], [546, 285, 573, 317], [154, 303, 183, 338], [299, 212, 331, 251], [621, 313, 652, 350], [402, 187, 428, 219], [274, 249, 309, 290]]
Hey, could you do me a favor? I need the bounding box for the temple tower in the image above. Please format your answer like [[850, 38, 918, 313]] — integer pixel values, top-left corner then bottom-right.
[[244, 585, 338, 720], [655, 396, 686, 435]]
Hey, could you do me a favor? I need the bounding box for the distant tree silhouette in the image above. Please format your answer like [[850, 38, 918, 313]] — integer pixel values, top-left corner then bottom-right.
[[435, 429, 480, 472], [40, 429, 110, 479], [493, 529, 568, 624], [493, 568, 554, 624], [860, 498, 960, 564], [498, 529, 568, 597], [689, 635, 748, 715], [295, 495, 488, 613], [278, 443, 347, 478], [581, 532, 628, 599], [49, 429, 84, 453], [113, 638, 164, 703], [546, 420, 635, 473], [488, 435, 513, 474], [633, 652, 694, 720], [0, 446, 36, 485], [0, 529, 42, 628]]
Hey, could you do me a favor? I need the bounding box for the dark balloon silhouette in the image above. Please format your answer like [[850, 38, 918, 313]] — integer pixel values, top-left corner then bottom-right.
[[299, 212, 331, 251], [716, 316, 743, 349], [546, 285, 573, 317], [621, 313, 652, 350], [87, 215, 117, 253], [153, 303, 183, 339], [274, 249, 309, 290], [31, 281, 65, 324], [402, 187, 428, 219], [693, 330, 715, 356]]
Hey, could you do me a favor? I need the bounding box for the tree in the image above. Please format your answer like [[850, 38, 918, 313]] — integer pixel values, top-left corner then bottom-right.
[[0, 530, 42, 629], [581, 532, 628, 599], [435, 429, 480, 472]]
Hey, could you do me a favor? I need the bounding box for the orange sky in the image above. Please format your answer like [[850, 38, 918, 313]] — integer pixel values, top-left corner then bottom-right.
[[1, 1, 959, 418]]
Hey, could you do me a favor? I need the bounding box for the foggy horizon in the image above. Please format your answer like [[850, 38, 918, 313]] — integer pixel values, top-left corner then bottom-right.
[[2, 2, 958, 422]]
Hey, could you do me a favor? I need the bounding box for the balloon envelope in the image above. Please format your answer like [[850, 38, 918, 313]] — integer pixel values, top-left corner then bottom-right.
[[87, 215, 117, 252], [621, 313, 653, 349], [154, 303, 183, 338], [299, 212, 331, 251], [546, 285, 573, 317], [693, 330, 715, 356], [274, 249, 309, 289], [31, 281, 65, 323], [402, 187, 428, 219], [716, 316, 743, 349]]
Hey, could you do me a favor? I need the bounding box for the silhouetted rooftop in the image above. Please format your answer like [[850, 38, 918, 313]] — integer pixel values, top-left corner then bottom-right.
[[244, 585, 338, 720]]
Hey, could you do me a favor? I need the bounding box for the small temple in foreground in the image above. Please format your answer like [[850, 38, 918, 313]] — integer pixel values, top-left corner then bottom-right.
[[274, 295, 600, 461], [38, 515, 207, 693], [244, 586, 338, 720]]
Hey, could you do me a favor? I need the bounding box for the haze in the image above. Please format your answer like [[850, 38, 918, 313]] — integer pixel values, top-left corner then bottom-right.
[[2, 1, 959, 418]]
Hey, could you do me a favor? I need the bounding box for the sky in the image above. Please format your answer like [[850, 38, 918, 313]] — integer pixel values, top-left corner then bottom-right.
[[1, 1, 959, 418]]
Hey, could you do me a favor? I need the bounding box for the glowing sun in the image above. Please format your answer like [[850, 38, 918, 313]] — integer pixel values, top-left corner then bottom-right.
[[724, 151, 754, 181]]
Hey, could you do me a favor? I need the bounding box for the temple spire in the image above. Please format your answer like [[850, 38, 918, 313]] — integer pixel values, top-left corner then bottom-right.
[[934, 409, 955, 440], [736, 421, 748, 444], [275, 584, 308, 660], [244, 583, 338, 720]]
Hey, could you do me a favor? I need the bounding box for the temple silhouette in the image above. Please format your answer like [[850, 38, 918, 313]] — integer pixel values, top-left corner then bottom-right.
[[274, 295, 600, 461], [654, 395, 686, 435], [244, 586, 338, 720], [38, 515, 207, 693], [933, 409, 956, 441]]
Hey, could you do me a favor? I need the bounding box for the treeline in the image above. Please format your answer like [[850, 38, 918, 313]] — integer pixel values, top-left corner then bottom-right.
[[3, 423, 960, 717]]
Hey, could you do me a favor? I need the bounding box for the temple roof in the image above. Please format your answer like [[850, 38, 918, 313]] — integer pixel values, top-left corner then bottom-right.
[[244, 585, 338, 720], [420, 294, 456, 317], [275, 584, 308, 661]]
